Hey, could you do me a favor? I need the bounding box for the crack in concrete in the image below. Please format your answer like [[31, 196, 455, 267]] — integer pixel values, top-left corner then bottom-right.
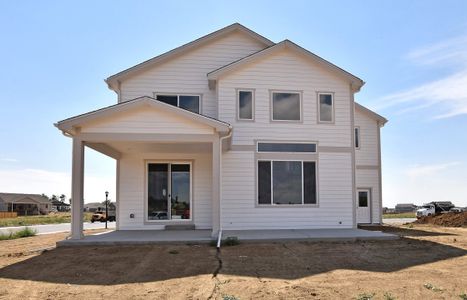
[[208, 248, 223, 300]]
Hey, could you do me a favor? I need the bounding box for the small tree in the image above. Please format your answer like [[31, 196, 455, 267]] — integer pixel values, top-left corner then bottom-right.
[[51, 195, 58, 202], [59, 194, 66, 203]]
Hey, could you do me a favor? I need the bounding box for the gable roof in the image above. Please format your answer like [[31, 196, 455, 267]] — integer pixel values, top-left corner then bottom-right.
[[207, 39, 365, 92], [105, 23, 274, 91], [55, 96, 231, 135], [355, 102, 388, 126], [0, 193, 50, 204]]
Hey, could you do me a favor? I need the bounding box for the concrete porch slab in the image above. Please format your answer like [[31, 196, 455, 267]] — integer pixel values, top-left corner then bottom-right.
[[57, 228, 397, 247], [223, 228, 398, 242]]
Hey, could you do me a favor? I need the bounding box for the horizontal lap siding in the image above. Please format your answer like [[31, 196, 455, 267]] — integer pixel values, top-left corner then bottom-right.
[[356, 169, 381, 223], [120, 32, 266, 118], [355, 110, 379, 166], [80, 107, 214, 135], [221, 151, 353, 229], [218, 50, 352, 147], [118, 152, 212, 230]]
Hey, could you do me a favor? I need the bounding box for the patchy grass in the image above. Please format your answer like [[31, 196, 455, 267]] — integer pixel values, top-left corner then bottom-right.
[[423, 283, 443, 292], [355, 293, 375, 300], [384, 292, 396, 300], [0, 212, 92, 227], [0, 227, 36, 240], [383, 213, 416, 219], [459, 292, 467, 300]]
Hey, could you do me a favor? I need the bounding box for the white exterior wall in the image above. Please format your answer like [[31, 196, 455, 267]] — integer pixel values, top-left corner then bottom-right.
[[355, 109, 382, 223], [119, 32, 266, 118], [355, 109, 379, 166], [218, 49, 352, 147], [221, 151, 353, 229], [80, 107, 214, 135], [356, 169, 381, 223], [118, 152, 213, 230], [217, 48, 355, 229]]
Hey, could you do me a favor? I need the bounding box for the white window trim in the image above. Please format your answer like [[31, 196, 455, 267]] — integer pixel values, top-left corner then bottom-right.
[[236, 89, 255, 121], [257, 159, 318, 206], [153, 92, 202, 114], [357, 188, 371, 208], [256, 141, 317, 154], [317, 92, 335, 124], [144, 160, 193, 223], [270, 90, 303, 122], [354, 126, 361, 149]]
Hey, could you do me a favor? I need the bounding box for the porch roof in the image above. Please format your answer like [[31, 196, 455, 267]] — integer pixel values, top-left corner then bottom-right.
[[55, 96, 232, 136]]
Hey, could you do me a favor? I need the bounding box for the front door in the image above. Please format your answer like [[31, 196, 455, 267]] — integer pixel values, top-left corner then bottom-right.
[[147, 162, 191, 221], [356, 189, 371, 224]]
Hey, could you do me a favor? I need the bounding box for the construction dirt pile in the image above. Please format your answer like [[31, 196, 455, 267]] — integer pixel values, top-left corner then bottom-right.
[[413, 212, 467, 227]]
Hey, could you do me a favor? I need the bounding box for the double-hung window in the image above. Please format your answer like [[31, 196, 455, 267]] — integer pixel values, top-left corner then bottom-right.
[[237, 90, 254, 120], [271, 92, 301, 121], [155, 94, 200, 114], [318, 93, 334, 123]]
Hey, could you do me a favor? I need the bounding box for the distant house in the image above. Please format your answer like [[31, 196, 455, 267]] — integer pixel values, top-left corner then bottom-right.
[[0, 193, 50, 215], [84, 202, 116, 212], [50, 200, 71, 212], [395, 203, 418, 213]]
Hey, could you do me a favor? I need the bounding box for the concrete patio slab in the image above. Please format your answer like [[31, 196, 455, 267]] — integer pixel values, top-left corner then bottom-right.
[[57, 228, 397, 247]]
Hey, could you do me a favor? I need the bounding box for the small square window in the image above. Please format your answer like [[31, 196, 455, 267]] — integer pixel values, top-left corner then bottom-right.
[[272, 92, 301, 121]]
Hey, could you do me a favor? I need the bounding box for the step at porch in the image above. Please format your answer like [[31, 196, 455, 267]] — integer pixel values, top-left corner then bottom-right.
[[165, 224, 196, 230]]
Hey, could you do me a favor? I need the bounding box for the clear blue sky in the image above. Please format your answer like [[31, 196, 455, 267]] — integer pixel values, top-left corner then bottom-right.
[[1, 1, 466, 207]]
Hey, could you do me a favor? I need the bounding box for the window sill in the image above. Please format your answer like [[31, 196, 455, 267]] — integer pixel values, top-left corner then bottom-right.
[[255, 204, 319, 208]]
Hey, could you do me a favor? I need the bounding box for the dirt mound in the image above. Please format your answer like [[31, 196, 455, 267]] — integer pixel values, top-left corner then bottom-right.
[[413, 212, 467, 227]]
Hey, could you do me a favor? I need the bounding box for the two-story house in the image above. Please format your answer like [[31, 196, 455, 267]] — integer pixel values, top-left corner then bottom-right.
[[56, 23, 387, 240]]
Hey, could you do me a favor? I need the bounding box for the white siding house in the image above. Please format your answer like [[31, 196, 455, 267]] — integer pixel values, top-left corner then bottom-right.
[[56, 23, 387, 239]]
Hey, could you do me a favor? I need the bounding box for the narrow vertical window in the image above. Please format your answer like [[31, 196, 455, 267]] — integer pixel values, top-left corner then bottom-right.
[[303, 162, 317, 204], [318, 93, 334, 122], [238, 90, 253, 120], [355, 127, 360, 148], [258, 161, 271, 204]]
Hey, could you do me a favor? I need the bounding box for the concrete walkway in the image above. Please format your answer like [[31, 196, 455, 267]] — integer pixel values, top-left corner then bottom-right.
[[57, 228, 397, 247], [383, 218, 416, 225], [0, 221, 116, 235]]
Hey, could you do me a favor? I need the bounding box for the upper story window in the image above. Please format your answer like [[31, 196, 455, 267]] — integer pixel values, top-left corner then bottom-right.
[[155, 94, 200, 114], [318, 93, 334, 123], [354, 127, 360, 149], [271, 91, 301, 121], [238, 90, 254, 120]]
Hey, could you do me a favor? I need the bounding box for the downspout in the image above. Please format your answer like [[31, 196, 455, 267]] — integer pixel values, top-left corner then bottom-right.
[[217, 125, 233, 248]]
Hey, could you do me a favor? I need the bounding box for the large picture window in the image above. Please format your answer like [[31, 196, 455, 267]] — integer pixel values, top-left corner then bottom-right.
[[271, 92, 301, 121], [257, 160, 317, 205], [155, 94, 200, 114]]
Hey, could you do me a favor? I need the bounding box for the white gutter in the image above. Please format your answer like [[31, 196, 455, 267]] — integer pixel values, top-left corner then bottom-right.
[[217, 126, 233, 248]]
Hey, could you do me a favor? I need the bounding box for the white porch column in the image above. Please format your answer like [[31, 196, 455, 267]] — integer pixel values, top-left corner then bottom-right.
[[211, 137, 221, 237], [70, 137, 84, 239]]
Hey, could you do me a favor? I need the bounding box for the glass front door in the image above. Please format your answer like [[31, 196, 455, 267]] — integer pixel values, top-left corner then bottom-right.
[[147, 162, 191, 221]]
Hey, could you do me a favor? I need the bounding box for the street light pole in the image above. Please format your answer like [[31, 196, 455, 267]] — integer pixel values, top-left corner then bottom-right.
[[105, 191, 109, 229]]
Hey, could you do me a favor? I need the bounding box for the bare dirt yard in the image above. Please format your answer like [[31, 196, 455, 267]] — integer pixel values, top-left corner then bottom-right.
[[0, 224, 466, 300]]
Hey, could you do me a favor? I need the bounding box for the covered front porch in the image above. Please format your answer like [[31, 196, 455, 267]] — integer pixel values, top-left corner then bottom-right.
[[55, 97, 231, 240]]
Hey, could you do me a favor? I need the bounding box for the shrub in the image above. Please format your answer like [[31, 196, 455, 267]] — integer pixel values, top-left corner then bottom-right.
[[0, 227, 36, 240]]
